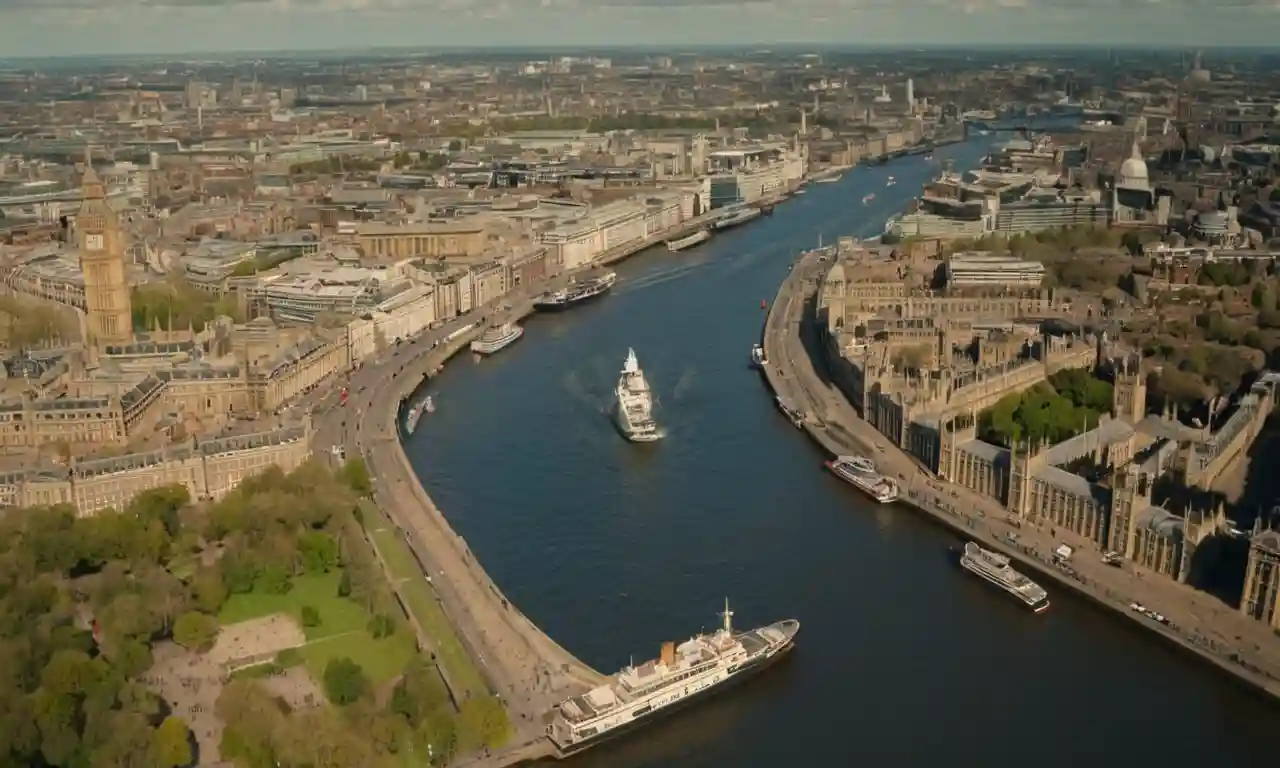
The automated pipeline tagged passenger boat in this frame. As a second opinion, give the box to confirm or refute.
[548,600,798,754]
[958,542,1049,612]
[534,272,617,312]
[750,343,768,368]
[470,323,524,355]
[824,455,899,503]
[667,230,711,252]
[615,348,661,443]
[712,207,762,231]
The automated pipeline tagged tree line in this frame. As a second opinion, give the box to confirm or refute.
[0,458,507,768]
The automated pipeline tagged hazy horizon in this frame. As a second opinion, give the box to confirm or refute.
[0,0,1275,60]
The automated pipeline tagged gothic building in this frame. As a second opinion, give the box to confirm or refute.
[77,150,134,347]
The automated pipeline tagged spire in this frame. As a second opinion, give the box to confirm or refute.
[81,146,104,199]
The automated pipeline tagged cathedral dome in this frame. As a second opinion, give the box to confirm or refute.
[1117,141,1150,190]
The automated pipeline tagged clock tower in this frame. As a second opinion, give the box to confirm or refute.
[77,148,133,347]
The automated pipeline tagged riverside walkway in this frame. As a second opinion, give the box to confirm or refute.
[762,248,1280,701]
[311,281,604,763]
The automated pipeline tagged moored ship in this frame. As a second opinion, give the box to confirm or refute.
[959,542,1049,612]
[615,348,661,442]
[667,229,711,252]
[470,322,524,355]
[750,343,768,368]
[547,600,799,754]
[534,272,617,312]
[824,455,900,503]
[712,207,762,231]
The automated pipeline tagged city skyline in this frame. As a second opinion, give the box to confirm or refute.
[1,0,1277,59]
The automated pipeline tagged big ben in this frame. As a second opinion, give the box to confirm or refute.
[77,149,133,347]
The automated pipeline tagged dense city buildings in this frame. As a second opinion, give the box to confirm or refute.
[3,43,1280,768]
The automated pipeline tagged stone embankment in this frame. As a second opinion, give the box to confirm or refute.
[310,181,818,765]
[760,248,1280,702]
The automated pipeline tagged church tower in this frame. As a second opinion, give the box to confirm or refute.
[77,149,133,347]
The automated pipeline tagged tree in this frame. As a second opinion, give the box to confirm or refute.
[300,605,321,628]
[368,613,396,639]
[151,715,193,768]
[298,531,339,574]
[172,611,219,652]
[338,458,372,496]
[390,661,451,726]
[192,567,228,614]
[337,570,353,598]
[323,657,370,705]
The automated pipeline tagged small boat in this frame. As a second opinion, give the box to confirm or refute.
[751,344,768,368]
[667,230,711,252]
[795,189,807,195]
[862,193,875,205]
[423,396,435,414]
[471,323,524,355]
[924,154,934,161]
[885,176,897,188]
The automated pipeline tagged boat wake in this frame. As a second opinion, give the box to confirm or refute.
[672,367,697,402]
[616,261,713,295]
[562,369,610,416]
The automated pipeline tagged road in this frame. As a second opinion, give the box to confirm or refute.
[303,272,607,762]
[763,248,1280,701]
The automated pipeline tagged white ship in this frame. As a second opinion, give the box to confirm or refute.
[750,343,768,368]
[959,542,1049,613]
[712,207,762,231]
[615,348,661,442]
[667,230,711,252]
[548,600,798,754]
[470,322,524,355]
[824,455,900,503]
[404,395,434,435]
[885,176,897,187]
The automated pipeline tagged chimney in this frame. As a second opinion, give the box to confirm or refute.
[659,641,675,667]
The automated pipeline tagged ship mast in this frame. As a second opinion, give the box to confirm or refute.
[720,597,733,634]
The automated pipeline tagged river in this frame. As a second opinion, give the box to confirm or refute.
[405,138,1278,766]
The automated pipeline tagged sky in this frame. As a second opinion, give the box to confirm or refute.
[0,0,1277,58]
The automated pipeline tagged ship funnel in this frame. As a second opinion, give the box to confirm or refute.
[659,641,675,667]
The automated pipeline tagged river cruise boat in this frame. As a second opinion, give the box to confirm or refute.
[959,542,1049,613]
[470,322,524,355]
[548,600,798,754]
[824,455,899,503]
[667,230,711,252]
[535,272,617,312]
[615,348,661,443]
[712,207,762,231]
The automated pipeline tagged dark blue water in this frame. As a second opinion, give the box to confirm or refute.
[407,141,1278,767]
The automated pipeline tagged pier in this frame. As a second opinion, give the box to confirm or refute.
[760,247,1280,702]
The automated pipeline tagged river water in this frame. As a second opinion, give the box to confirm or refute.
[406,139,1278,766]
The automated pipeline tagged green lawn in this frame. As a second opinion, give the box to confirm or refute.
[219,571,369,641]
[299,628,418,685]
[364,503,489,700]
[219,570,418,685]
